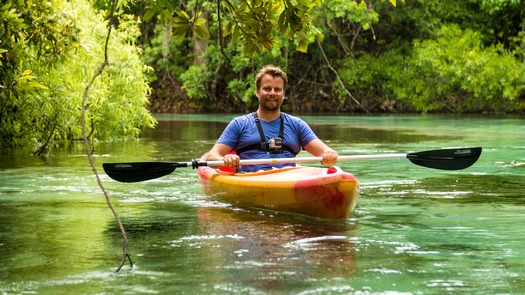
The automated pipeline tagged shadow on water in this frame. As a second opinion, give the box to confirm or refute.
[146,115,460,146]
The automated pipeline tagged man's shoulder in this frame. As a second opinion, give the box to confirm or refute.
[228,113,256,128]
[232,113,255,123]
[282,112,305,124]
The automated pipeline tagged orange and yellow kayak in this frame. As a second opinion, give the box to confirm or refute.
[198,165,359,219]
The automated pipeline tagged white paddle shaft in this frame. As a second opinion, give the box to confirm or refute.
[202,153,408,168]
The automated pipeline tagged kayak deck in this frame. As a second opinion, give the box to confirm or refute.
[198,165,359,219]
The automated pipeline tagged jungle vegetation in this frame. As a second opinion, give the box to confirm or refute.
[1,0,524,152]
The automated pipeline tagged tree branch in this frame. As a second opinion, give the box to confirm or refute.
[80,0,133,273]
[316,37,368,112]
[217,0,230,61]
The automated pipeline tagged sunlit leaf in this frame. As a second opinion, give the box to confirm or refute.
[310,25,324,41]
[175,10,189,20]
[296,32,308,52]
[31,82,49,90]
[194,17,206,26]
[143,8,156,21]
[194,25,210,40]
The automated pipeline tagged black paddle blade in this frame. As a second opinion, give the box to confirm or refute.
[406,147,482,170]
[103,162,181,182]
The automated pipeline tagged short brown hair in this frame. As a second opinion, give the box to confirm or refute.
[255,65,288,90]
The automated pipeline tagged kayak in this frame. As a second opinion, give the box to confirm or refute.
[102,147,480,219]
[103,148,481,218]
[198,164,359,219]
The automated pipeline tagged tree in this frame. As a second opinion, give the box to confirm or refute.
[138,0,401,113]
[0,0,156,152]
[387,24,525,113]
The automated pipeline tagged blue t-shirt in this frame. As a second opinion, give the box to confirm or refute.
[217,112,318,172]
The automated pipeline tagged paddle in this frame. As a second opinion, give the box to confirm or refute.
[102,147,482,183]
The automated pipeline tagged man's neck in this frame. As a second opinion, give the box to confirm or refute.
[256,108,281,122]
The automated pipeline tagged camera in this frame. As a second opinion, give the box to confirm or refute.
[268,137,283,154]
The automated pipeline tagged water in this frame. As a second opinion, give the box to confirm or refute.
[1,114,524,294]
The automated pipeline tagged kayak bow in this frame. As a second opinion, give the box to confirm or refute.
[198,164,359,219]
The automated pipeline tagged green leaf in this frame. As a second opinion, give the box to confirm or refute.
[296,32,309,52]
[223,21,234,37]
[278,10,287,28]
[310,25,324,41]
[1,3,12,10]
[143,9,156,21]
[172,26,188,43]
[173,12,190,27]
[194,25,210,40]
[31,82,49,90]
[252,6,266,14]
[194,17,207,26]
[175,10,190,20]
[159,9,173,25]
[232,26,240,41]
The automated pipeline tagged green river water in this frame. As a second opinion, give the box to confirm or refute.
[1,114,524,294]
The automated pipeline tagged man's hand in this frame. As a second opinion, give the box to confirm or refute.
[321,149,338,166]
[223,153,241,168]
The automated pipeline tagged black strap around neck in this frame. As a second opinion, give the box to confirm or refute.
[253,112,284,143]
[234,112,297,156]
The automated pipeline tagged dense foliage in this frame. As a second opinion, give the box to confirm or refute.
[138,0,524,114]
[0,0,156,152]
[1,0,524,152]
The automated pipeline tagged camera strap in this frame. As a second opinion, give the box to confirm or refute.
[253,112,284,145]
[235,112,297,155]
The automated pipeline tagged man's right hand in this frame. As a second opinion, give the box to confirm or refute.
[222,153,241,168]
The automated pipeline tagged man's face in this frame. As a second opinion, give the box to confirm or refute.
[256,74,285,112]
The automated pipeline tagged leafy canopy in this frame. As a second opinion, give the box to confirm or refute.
[0,0,156,152]
[143,0,401,54]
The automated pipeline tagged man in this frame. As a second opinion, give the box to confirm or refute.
[203,65,338,172]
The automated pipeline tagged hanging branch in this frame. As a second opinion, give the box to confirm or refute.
[316,37,368,113]
[80,0,133,273]
[216,0,230,61]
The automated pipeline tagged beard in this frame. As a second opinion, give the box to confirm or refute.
[261,98,281,111]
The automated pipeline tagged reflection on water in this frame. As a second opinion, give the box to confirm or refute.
[179,207,359,293]
[1,114,524,294]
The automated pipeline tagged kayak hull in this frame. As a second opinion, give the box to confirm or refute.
[198,165,359,219]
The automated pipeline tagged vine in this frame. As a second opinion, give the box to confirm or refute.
[80,0,132,272]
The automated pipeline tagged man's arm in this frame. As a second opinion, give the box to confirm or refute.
[303,139,339,166]
[203,143,240,168]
